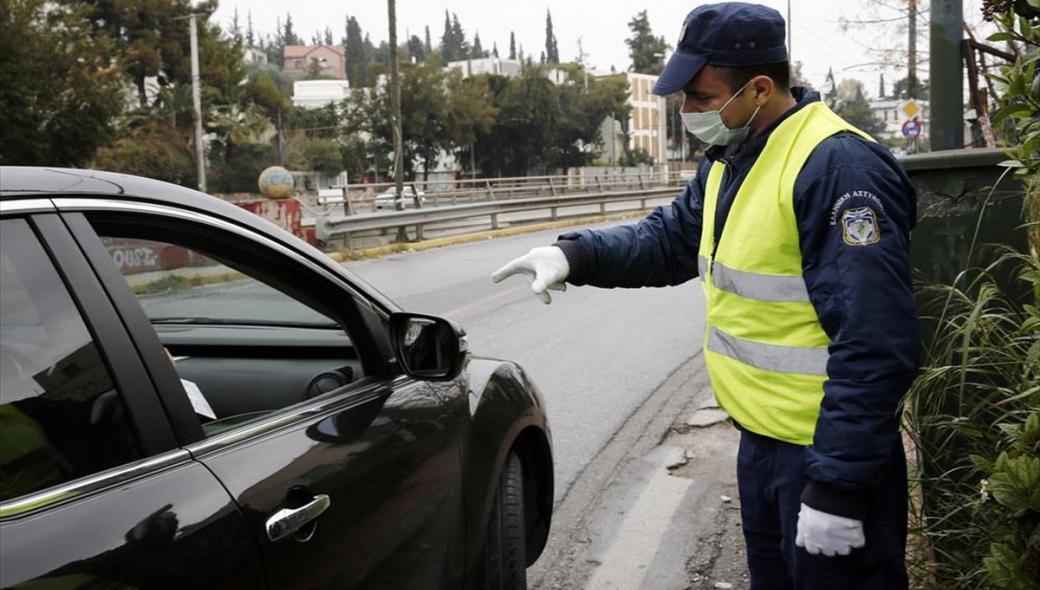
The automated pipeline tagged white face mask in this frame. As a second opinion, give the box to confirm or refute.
[681,80,762,146]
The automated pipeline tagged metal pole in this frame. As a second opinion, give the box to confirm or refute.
[787,0,792,62]
[909,0,918,98]
[388,0,405,212]
[609,112,616,165]
[276,109,284,165]
[930,0,963,151]
[189,14,206,192]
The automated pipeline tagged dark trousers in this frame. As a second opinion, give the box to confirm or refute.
[736,426,909,590]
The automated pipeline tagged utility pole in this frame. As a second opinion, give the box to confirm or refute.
[787,0,792,62]
[908,0,918,99]
[388,0,405,211]
[930,0,963,150]
[176,12,208,192]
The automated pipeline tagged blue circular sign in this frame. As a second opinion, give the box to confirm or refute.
[902,119,922,139]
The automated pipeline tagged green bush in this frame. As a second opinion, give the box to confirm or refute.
[209,142,277,194]
[93,122,195,186]
[907,245,1040,588]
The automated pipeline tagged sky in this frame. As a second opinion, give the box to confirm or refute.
[212,0,996,99]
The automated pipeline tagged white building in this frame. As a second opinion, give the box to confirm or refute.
[292,79,352,109]
[444,57,523,79]
[596,72,668,165]
[243,46,268,66]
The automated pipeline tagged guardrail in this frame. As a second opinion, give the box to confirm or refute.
[314,186,678,245]
[299,170,691,217]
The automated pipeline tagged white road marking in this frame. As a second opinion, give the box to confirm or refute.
[583,448,695,590]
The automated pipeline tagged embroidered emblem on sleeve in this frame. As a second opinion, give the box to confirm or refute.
[841,207,880,246]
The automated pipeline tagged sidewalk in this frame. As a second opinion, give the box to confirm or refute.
[529,357,751,590]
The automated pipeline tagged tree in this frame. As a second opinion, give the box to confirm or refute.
[282,12,301,46]
[492,42,499,58]
[626,10,669,75]
[832,79,886,138]
[545,9,560,64]
[230,7,242,43]
[451,14,469,60]
[446,71,497,175]
[0,0,125,166]
[76,0,197,109]
[300,139,344,176]
[509,32,517,60]
[441,11,454,62]
[892,76,930,99]
[467,67,629,176]
[424,26,433,56]
[344,16,367,87]
[791,61,811,88]
[94,121,195,185]
[838,1,929,99]
[407,35,426,61]
[246,11,255,48]
[472,33,484,59]
[307,57,324,78]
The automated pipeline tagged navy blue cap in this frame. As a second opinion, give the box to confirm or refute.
[652,2,789,96]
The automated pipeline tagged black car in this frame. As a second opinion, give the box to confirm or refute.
[0,167,553,589]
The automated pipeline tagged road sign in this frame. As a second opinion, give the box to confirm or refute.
[902,100,921,118]
[902,119,923,139]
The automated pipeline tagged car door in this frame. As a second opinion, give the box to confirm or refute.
[0,203,262,589]
[60,199,471,589]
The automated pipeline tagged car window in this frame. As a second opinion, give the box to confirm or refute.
[100,237,336,328]
[87,219,365,439]
[0,219,142,503]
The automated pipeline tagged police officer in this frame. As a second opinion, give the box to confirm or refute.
[491,3,919,588]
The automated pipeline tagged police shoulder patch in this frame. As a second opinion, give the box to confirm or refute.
[841,206,880,246]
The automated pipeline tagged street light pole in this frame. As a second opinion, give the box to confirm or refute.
[787,0,792,63]
[185,13,207,192]
[387,0,405,211]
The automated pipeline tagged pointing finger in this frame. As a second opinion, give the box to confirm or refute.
[491,257,530,283]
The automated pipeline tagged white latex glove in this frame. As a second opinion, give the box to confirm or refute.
[490,246,570,304]
[795,503,865,557]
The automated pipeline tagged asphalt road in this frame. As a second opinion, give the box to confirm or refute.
[343,220,707,499]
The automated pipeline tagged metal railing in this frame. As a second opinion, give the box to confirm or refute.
[314,186,679,244]
[298,169,692,217]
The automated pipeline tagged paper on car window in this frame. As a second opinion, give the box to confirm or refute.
[181,379,216,420]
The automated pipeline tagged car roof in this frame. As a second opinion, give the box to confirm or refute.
[0,166,400,312]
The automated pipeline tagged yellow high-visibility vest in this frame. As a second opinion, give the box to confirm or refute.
[698,101,874,445]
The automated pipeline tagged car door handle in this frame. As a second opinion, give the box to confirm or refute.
[265,494,331,542]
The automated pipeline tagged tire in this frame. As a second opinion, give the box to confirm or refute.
[480,451,527,590]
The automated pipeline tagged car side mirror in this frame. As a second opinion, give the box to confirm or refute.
[389,313,467,381]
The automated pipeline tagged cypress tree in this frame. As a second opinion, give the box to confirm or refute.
[441,10,453,61]
[545,9,559,64]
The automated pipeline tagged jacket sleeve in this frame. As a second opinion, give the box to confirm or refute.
[793,135,921,520]
[553,159,708,288]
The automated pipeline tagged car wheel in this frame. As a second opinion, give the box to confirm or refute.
[480,451,526,590]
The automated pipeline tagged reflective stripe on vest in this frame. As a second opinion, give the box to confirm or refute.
[707,326,828,375]
[712,261,811,303]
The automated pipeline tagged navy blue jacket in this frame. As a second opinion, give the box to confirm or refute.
[555,89,920,518]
